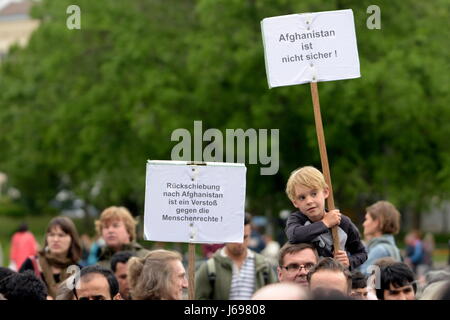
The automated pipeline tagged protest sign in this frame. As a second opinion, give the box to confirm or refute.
[144,160,246,299]
[261,9,362,251]
[261,9,360,88]
[144,160,246,244]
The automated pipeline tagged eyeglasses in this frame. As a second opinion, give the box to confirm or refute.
[281,263,315,273]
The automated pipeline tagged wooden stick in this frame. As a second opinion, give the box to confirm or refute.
[310,81,340,253]
[188,243,196,299]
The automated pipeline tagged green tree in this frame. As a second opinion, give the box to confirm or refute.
[0,0,448,231]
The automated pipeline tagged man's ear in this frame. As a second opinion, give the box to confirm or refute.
[276,266,283,281]
[113,293,123,300]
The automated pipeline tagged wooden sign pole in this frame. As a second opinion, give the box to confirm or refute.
[186,161,206,300]
[310,81,340,253]
[188,243,196,299]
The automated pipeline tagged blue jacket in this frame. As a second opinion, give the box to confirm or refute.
[358,234,401,275]
[406,240,424,265]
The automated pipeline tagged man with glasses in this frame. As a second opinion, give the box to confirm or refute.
[277,243,318,287]
[73,265,122,300]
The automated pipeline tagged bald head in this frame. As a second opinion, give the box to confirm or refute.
[252,283,310,300]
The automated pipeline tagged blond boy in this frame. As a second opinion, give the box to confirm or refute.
[285,166,367,270]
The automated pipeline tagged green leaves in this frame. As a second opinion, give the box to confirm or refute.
[0,0,448,221]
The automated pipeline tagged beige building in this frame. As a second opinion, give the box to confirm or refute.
[0,0,39,59]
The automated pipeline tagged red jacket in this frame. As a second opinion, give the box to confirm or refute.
[10,231,38,270]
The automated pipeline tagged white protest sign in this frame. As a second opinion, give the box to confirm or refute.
[144,160,246,243]
[261,9,360,88]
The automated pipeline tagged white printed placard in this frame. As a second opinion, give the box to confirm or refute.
[144,160,246,243]
[261,9,360,88]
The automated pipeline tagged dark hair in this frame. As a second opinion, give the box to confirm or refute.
[111,251,135,273]
[0,267,15,281]
[79,265,119,299]
[437,281,450,300]
[0,267,16,294]
[278,242,319,267]
[351,271,367,289]
[244,212,252,225]
[17,223,28,232]
[312,287,354,300]
[0,270,47,300]
[43,216,82,263]
[376,262,416,300]
[307,257,352,293]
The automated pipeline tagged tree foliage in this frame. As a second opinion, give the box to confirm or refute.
[0,0,448,227]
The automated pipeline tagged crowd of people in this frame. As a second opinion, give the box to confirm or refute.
[0,166,449,301]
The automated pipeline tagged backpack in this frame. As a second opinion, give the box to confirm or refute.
[206,258,217,289]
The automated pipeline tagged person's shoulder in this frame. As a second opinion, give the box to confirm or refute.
[253,250,266,260]
[95,259,112,270]
[134,243,150,254]
[194,258,209,277]
[367,242,391,258]
[212,249,232,267]
[126,242,149,257]
[287,210,307,221]
[371,242,391,252]
[340,213,352,221]
[340,214,358,229]
[25,231,36,239]
[253,250,272,264]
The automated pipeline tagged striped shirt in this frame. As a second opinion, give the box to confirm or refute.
[227,249,256,300]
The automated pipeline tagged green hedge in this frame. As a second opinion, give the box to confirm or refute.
[0,199,28,217]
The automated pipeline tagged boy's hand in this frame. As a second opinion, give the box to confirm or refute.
[334,250,350,267]
[322,209,341,228]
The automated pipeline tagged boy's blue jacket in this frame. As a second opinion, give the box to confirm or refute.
[286,210,367,270]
